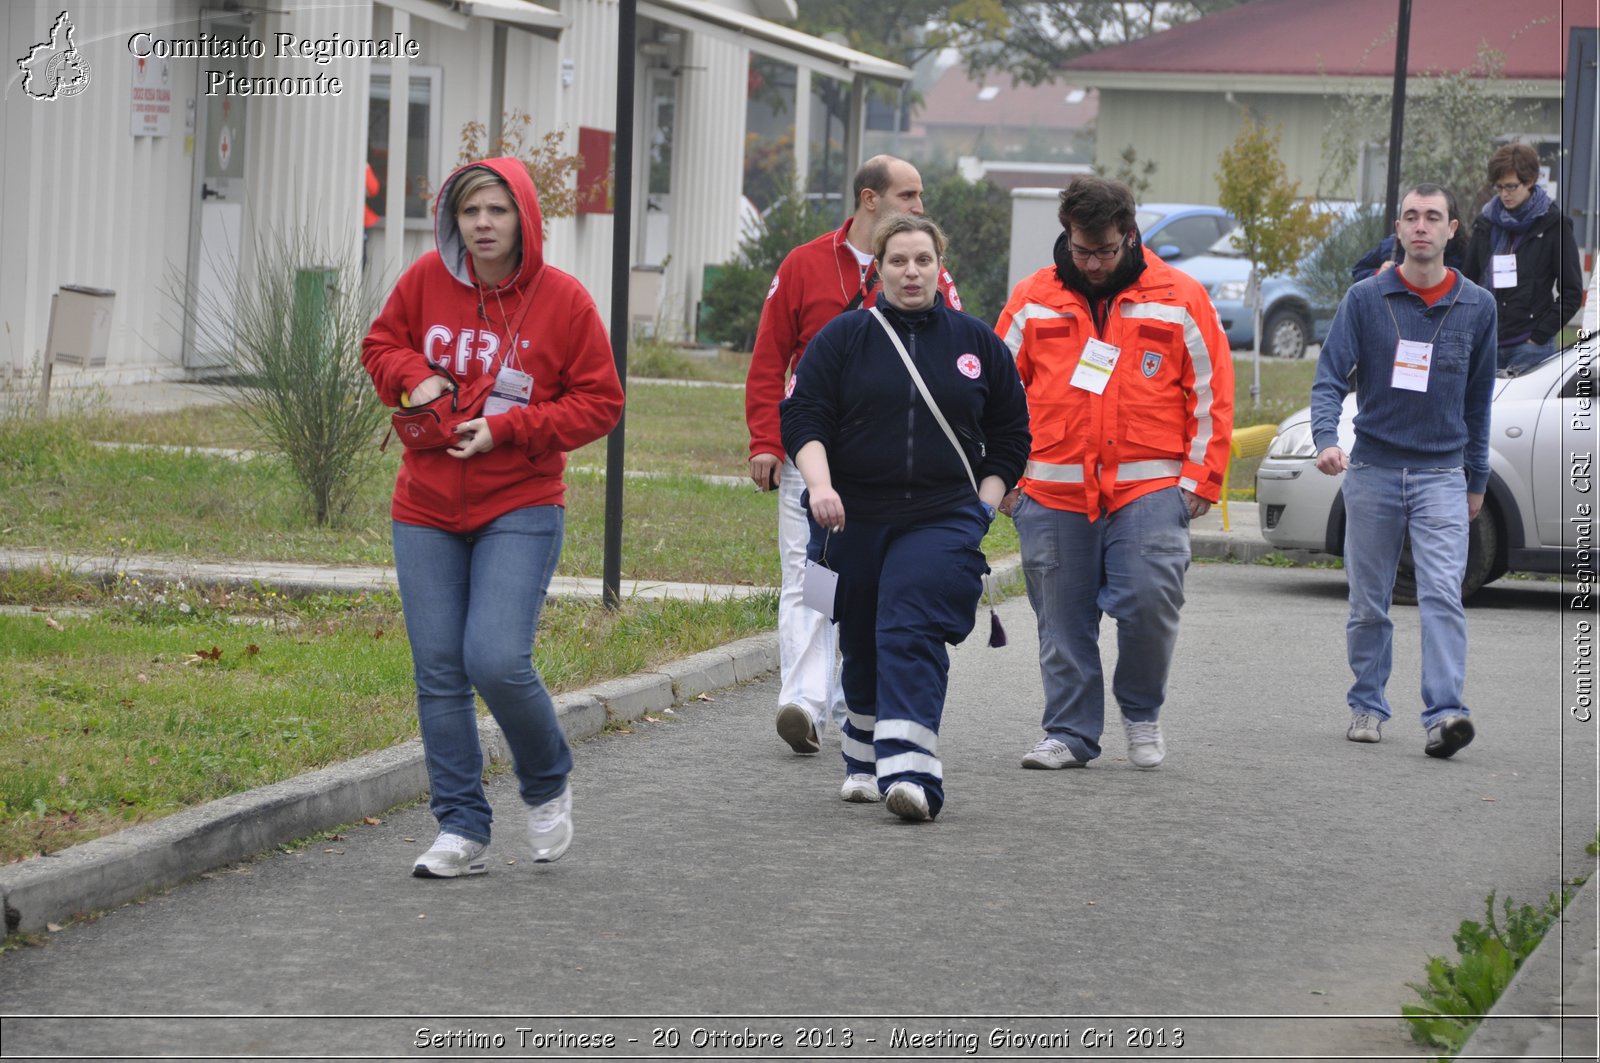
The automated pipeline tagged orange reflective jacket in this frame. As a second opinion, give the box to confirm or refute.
[996,249,1233,517]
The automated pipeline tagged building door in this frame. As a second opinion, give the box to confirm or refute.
[639,68,676,267]
[184,33,249,370]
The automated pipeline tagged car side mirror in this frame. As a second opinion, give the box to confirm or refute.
[1156,243,1182,260]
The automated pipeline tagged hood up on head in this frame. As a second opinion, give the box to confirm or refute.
[433,156,546,289]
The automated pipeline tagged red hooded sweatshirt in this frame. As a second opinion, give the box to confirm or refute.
[363,157,624,532]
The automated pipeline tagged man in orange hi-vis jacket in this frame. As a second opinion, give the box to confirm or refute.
[996,176,1232,774]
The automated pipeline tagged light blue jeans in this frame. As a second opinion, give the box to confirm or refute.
[392,506,571,844]
[1341,464,1470,727]
[1499,338,1554,373]
[1015,487,1191,762]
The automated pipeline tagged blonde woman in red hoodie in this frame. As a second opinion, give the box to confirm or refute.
[363,158,623,878]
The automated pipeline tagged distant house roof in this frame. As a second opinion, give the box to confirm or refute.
[916,62,1098,130]
[1062,0,1589,84]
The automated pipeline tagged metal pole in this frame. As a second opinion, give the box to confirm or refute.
[1382,0,1412,227]
[603,0,637,610]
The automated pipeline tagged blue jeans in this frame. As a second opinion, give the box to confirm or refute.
[1341,464,1470,727]
[392,506,571,844]
[1499,338,1554,373]
[1014,487,1191,762]
[810,502,989,819]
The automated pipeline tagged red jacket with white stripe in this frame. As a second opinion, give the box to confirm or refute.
[996,247,1233,517]
[745,219,960,462]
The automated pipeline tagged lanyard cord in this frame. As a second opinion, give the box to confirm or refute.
[1384,281,1459,349]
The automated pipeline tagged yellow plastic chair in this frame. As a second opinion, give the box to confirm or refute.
[1220,424,1279,530]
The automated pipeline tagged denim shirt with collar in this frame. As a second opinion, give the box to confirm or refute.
[1311,267,1498,493]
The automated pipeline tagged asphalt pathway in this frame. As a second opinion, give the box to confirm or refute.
[0,563,1589,1060]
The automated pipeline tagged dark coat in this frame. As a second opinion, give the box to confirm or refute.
[1462,205,1584,346]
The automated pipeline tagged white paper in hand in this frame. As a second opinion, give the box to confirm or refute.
[801,560,839,620]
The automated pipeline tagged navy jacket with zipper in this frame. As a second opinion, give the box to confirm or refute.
[780,293,1031,525]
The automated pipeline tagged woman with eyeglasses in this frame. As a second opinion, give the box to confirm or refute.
[1462,142,1583,371]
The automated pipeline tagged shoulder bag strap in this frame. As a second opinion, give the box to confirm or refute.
[869,306,977,495]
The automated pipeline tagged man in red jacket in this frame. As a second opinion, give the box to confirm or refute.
[745,155,960,756]
[997,176,1232,773]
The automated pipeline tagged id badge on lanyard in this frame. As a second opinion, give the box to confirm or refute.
[1070,338,1121,395]
[483,366,533,416]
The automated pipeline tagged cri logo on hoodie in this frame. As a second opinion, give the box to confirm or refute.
[423,324,522,376]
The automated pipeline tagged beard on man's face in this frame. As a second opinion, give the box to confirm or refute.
[1061,247,1140,298]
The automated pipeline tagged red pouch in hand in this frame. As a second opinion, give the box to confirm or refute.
[391,370,497,450]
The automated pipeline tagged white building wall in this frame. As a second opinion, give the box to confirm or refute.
[665,31,745,338]
[553,0,621,323]
[244,3,372,279]
[3,0,198,383]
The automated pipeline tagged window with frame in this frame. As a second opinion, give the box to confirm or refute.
[368,64,442,228]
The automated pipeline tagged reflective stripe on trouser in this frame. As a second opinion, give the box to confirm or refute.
[1013,487,1190,762]
[809,503,989,818]
[1341,464,1470,726]
[777,458,847,733]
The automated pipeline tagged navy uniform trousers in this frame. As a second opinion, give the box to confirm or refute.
[809,500,990,818]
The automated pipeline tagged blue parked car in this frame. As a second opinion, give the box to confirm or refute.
[1172,203,1358,359]
[1135,203,1235,263]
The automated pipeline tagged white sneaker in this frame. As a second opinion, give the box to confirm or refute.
[527,786,573,863]
[412,832,488,878]
[840,774,881,803]
[1021,737,1086,769]
[1125,720,1166,768]
[885,781,931,822]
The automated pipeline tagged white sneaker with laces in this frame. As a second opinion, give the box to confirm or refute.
[1021,737,1086,770]
[840,773,881,803]
[885,781,931,822]
[1347,712,1383,743]
[1125,720,1166,768]
[527,786,573,863]
[412,832,489,878]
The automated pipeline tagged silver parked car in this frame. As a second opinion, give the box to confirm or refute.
[1256,343,1587,600]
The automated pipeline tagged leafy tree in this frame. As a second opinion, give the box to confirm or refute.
[699,172,839,351]
[1216,113,1333,401]
[1321,44,1539,230]
[793,1,1247,86]
[923,168,1012,324]
[1097,143,1157,201]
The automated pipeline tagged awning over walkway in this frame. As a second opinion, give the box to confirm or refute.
[639,0,912,86]
[386,0,568,36]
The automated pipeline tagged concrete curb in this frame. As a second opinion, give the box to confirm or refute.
[1456,874,1599,1062]
[0,634,780,936]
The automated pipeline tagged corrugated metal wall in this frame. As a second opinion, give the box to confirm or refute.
[551,0,621,323]
[3,0,198,383]
[666,31,745,338]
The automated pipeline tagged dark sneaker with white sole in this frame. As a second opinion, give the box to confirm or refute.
[1424,715,1475,759]
[776,704,820,754]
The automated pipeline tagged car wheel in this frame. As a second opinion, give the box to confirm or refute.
[1392,505,1500,605]
[1262,306,1311,359]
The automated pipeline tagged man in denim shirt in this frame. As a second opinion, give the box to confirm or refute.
[1311,183,1497,759]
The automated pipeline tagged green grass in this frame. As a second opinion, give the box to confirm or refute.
[1227,356,1318,499]
[629,335,752,385]
[0,575,776,862]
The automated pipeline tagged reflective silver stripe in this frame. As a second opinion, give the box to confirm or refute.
[1118,459,1183,481]
[1121,301,1222,469]
[1002,302,1067,356]
[875,718,939,755]
[841,735,876,763]
[846,709,877,731]
[1024,460,1085,483]
[876,752,944,780]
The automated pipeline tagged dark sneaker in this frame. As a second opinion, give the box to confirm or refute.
[885,781,931,822]
[1425,715,1475,759]
[776,704,819,754]
[1347,713,1383,743]
[412,832,488,878]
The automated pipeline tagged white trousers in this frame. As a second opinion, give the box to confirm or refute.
[777,457,847,733]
